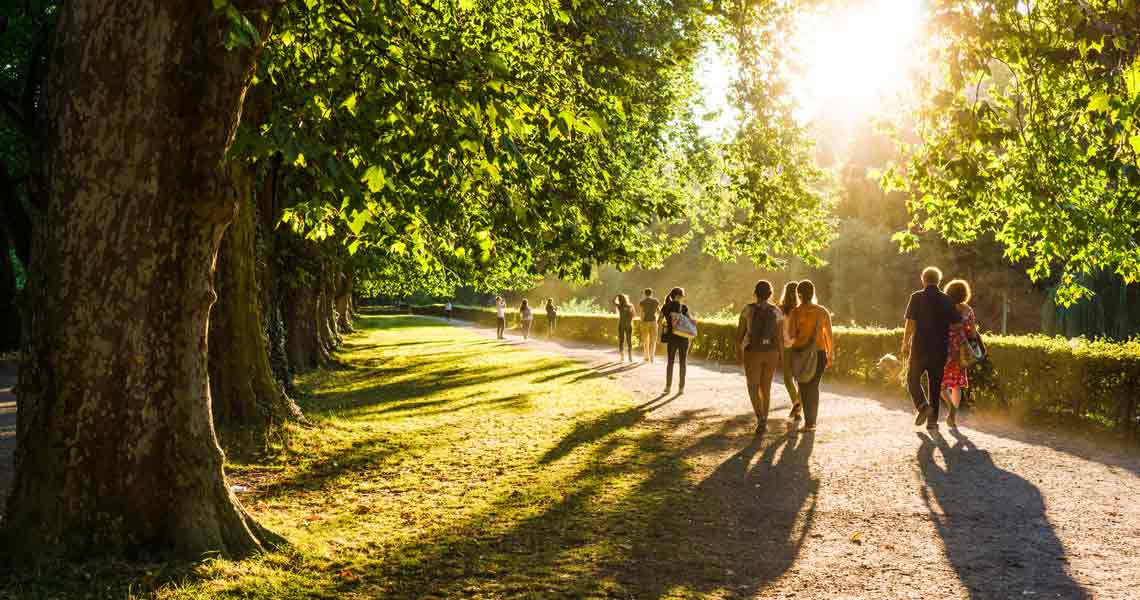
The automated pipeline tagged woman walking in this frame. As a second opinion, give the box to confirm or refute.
[614,294,636,362]
[661,287,691,394]
[520,299,534,340]
[785,280,833,433]
[545,298,558,338]
[737,280,784,431]
[779,281,803,421]
[495,296,507,339]
[940,279,977,428]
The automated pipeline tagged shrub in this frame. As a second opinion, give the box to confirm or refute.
[410,304,1140,435]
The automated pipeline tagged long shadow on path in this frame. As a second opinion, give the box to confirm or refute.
[917,429,1090,599]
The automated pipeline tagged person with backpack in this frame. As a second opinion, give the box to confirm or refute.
[785,280,833,433]
[638,288,661,363]
[660,287,693,394]
[519,299,534,340]
[544,298,558,338]
[736,280,784,431]
[778,281,803,421]
[614,294,636,362]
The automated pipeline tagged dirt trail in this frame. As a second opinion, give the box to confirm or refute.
[457,318,1140,599]
[0,365,15,498]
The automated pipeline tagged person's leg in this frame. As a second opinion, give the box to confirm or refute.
[497,317,505,338]
[665,340,677,390]
[744,352,763,420]
[625,326,633,358]
[759,352,778,422]
[907,357,929,410]
[802,351,827,428]
[648,324,658,362]
[677,338,689,391]
[927,364,943,424]
[781,353,802,419]
[640,324,650,361]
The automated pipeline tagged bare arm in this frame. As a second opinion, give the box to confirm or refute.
[902,319,916,355]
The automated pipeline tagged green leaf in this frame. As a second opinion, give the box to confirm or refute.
[362,165,385,193]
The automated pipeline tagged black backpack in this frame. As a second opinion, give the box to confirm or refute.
[745,304,779,352]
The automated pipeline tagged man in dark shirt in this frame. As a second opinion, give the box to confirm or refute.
[639,288,661,363]
[902,267,961,429]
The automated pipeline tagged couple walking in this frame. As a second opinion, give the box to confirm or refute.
[736,280,833,433]
[903,266,980,430]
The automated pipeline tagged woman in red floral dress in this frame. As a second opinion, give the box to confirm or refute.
[941,279,977,428]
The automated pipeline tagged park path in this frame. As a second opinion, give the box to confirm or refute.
[0,364,14,498]
[450,317,1140,599]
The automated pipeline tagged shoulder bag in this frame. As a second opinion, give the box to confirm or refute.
[788,311,822,383]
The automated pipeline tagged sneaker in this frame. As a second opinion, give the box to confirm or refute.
[914,403,931,426]
[677,386,685,394]
[663,386,671,395]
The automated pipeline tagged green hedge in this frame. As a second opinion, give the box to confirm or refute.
[412,304,1140,434]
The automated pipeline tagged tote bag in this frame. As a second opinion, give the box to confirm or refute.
[671,312,698,339]
[788,312,822,383]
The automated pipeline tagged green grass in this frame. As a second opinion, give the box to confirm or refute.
[1,314,807,599]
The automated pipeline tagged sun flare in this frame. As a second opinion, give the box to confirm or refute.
[791,0,926,119]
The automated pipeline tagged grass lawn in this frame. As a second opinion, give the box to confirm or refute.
[2,314,783,599]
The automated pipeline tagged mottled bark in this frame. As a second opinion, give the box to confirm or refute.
[284,280,327,372]
[208,163,303,449]
[336,271,354,333]
[3,1,277,559]
[320,268,340,352]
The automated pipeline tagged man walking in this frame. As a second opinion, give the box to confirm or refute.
[639,288,661,363]
[902,267,961,429]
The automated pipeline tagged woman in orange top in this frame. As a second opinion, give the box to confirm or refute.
[785,280,834,432]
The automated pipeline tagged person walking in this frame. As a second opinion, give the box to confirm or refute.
[940,279,977,429]
[778,281,802,421]
[545,298,558,338]
[661,287,691,394]
[445,300,453,321]
[614,294,635,362]
[902,267,962,430]
[786,280,833,433]
[639,288,661,363]
[520,299,534,340]
[495,296,507,339]
[737,280,784,432]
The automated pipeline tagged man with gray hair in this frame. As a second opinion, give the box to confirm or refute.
[901,266,961,429]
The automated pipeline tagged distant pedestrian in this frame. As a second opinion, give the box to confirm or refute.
[545,298,558,338]
[614,294,635,362]
[778,281,802,421]
[445,300,453,321]
[520,299,534,340]
[661,287,691,394]
[786,280,833,433]
[940,279,978,429]
[639,288,661,363]
[495,296,506,339]
[737,280,784,432]
[902,267,962,430]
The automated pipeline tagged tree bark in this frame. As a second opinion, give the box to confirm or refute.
[208,163,303,449]
[336,270,354,333]
[3,1,277,559]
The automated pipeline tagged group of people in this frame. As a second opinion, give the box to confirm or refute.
[485,265,979,434]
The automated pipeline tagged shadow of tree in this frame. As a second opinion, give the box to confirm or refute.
[917,430,1090,599]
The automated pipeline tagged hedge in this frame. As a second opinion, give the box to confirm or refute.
[409,304,1140,435]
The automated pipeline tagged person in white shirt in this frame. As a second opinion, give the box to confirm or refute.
[445,301,453,321]
[495,296,506,339]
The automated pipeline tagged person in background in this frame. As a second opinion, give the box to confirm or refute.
[940,279,977,429]
[902,266,961,430]
[639,288,660,363]
[661,287,691,394]
[495,296,506,339]
[614,294,636,363]
[545,298,558,339]
[520,299,534,340]
[786,280,833,433]
[778,281,802,421]
[737,280,784,432]
[445,300,453,321]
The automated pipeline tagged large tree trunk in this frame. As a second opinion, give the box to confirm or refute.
[3,1,277,559]
[208,163,303,449]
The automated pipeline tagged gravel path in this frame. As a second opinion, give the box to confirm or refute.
[458,319,1140,599]
[0,366,14,499]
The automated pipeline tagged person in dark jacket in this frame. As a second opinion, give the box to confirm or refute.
[614,294,635,362]
[660,287,691,394]
[902,266,962,430]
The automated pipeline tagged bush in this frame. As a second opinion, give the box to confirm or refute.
[411,304,1140,435]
